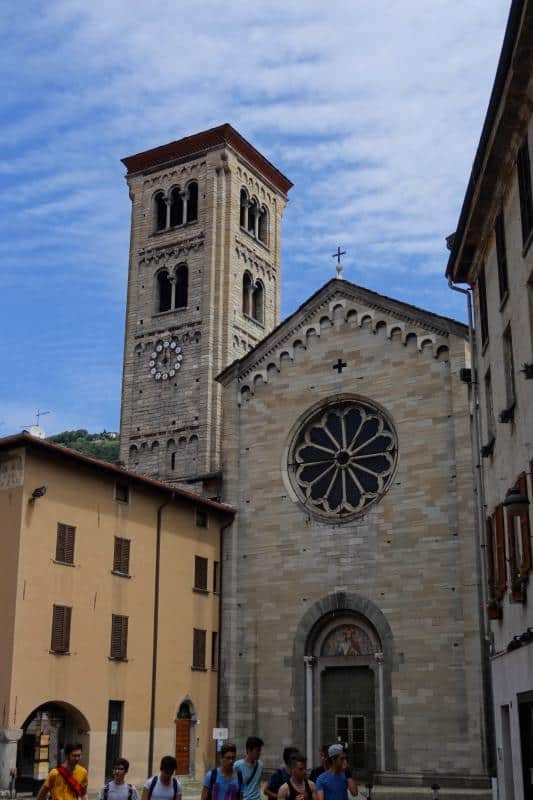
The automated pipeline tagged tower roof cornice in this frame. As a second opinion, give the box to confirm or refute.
[121,123,293,196]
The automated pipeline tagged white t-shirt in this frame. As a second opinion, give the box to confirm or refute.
[99,782,139,800]
[143,776,182,800]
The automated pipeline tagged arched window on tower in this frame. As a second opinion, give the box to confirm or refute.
[186,181,198,223]
[248,198,258,236]
[258,206,268,245]
[170,187,184,227]
[252,280,264,324]
[242,272,253,317]
[154,191,167,231]
[175,264,189,309]
[157,270,172,312]
[240,188,248,228]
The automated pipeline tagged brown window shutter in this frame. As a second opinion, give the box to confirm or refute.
[486,518,495,594]
[211,631,218,670]
[506,508,517,578]
[494,504,506,595]
[519,474,532,574]
[113,538,131,574]
[51,605,71,653]
[56,524,75,564]
[194,556,208,591]
[111,615,128,659]
[193,628,206,668]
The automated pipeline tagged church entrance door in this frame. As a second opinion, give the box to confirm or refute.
[175,719,190,774]
[321,666,375,772]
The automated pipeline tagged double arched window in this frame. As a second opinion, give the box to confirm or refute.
[240,188,268,245]
[242,271,264,324]
[156,264,189,313]
[153,181,199,232]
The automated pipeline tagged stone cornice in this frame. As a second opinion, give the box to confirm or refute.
[139,233,205,265]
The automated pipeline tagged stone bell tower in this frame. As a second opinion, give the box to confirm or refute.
[119,124,292,491]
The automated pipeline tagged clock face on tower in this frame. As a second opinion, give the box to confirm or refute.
[148,339,183,381]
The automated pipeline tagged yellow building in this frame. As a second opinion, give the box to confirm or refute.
[0,433,233,790]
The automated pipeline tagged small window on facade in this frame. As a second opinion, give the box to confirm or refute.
[192,628,206,669]
[175,264,189,309]
[242,272,252,316]
[110,614,129,660]
[171,451,176,470]
[517,138,533,245]
[211,631,219,670]
[196,508,208,528]
[240,189,248,228]
[51,605,72,654]
[503,326,516,408]
[258,207,268,244]
[157,270,173,313]
[115,482,130,504]
[56,523,75,564]
[252,281,264,324]
[170,187,184,227]
[186,182,198,223]
[213,560,220,594]
[194,555,208,591]
[484,369,494,440]
[155,192,167,231]
[113,537,131,575]
[478,266,489,347]
[495,211,509,301]
[248,199,257,235]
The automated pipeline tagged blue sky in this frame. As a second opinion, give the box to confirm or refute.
[0,0,510,436]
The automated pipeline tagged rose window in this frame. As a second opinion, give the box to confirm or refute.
[288,400,397,520]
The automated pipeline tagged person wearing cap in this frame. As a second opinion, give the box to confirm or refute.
[315,746,358,800]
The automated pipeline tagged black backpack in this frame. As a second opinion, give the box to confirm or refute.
[208,768,243,800]
[147,777,179,800]
[103,784,134,800]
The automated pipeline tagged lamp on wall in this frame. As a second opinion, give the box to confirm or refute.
[503,485,530,516]
[29,486,47,502]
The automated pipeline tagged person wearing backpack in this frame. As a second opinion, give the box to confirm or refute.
[201,743,242,800]
[98,758,138,800]
[277,753,318,800]
[141,756,182,800]
[234,737,264,800]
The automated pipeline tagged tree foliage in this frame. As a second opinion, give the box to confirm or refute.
[48,430,120,463]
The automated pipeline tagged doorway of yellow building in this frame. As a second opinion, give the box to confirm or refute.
[175,702,192,775]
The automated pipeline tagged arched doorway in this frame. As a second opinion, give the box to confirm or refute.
[16,702,90,793]
[175,700,196,776]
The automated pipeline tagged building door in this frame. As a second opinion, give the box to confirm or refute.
[105,702,123,780]
[519,694,533,800]
[175,703,191,775]
[321,666,375,774]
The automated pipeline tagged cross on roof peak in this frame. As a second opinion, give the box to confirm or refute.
[332,246,346,279]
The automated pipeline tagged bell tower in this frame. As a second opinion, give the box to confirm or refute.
[119,124,292,490]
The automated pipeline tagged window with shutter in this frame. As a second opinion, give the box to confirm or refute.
[495,211,509,301]
[478,267,489,347]
[194,556,208,591]
[211,631,219,670]
[113,537,131,575]
[213,561,220,594]
[517,138,533,245]
[55,523,75,564]
[115,482,130,503]
[50,605,72,653]
[519,473,532,575]
[196,509,208,528]
[192,628,206,669]
[486,517,496,596]
[110,614,128,660]
[494,504,507,596]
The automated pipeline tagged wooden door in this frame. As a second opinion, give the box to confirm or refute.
[175,718,190,774]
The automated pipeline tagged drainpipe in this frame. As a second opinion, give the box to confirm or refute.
[148,491,175,776]
[447,276,495,777]
[215,517,234,761]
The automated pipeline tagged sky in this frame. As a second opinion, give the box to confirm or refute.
[0,0,511,436]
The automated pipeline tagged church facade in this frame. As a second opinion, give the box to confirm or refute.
[119,125,490,793]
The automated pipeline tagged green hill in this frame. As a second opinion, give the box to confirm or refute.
[48,429,120,463]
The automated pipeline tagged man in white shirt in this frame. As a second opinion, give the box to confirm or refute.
[141,756,182,800]
[99,758,139,800]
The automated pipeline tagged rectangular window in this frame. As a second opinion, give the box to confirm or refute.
[110,614,128,660]
[484,369,494,439]
[503,326,516,408]
[211,631,219,670]
[115,482,130,504]
[478,266,489,347]
[517,138,533,245]
[194,556,208,591]
[486,517,496,595]
[518,472,532,574]
[213,560,220,594]
[494,504,507,593]
[196,509,208,528]
[55,523,75,564]
[495,211,509,301]
[113,537,131,575]
[50,605,72,653]
[192,628,206,669]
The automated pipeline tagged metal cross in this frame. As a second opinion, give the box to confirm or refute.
[332,246,346,265]
[333,358,347,374]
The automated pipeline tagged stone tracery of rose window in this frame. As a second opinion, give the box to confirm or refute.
[288,400,397,521]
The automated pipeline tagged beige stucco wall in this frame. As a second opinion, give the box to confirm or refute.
[1,444,227,787]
